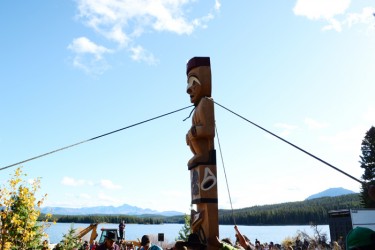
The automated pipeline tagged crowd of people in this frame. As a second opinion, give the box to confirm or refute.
[85,225,374,250]
[211,225,375,250]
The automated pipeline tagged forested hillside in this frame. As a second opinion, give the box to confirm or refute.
[219,193,361,225]
[46,194,361,225]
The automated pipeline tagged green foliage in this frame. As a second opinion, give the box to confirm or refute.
[0,167,50,250]
[359,126,375,208]
[176,213,190,241]
[57,225,82,250]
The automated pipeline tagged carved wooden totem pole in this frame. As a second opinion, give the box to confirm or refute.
[186,57,218,250]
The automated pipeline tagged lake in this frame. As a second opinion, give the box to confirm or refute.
[45,223,330,245]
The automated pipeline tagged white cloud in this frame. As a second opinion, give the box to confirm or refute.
[346,7,375,27]
[99,179,122,190]
[67,37,112,75]
[274,122,298,137]
[61,177,87,186]
[69,0,220,72]
[293,1,375,32]
[293,0,350,20]
[322,18,343,32]
[293,0,350,32]
[61,176,121,192]
[68,37,112,59]
[129,45,158,65]
[304,117,329,130]
[76,0,215,37]
[214,0,221,11]
[61,176,95,187]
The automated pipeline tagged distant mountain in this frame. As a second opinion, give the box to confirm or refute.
[40,203,183,216]
[305,187,356,200]
[40,188,356,216]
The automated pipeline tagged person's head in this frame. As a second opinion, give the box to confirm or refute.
[105,231,117,248]
[173,240,187,250]
[141,235,151,250]
[186,233,206,250]
[221,238,233,246]
[346,227,375,250]
[269,242,274,249]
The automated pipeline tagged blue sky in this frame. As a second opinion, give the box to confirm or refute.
[1,0,375,214]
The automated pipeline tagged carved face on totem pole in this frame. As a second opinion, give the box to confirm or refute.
[186,57,212,106]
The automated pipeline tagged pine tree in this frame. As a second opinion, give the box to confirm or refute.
[176,213,190,241]
[359,126,375,208]
[59,225,82,250]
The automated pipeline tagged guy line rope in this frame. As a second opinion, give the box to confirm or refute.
[1,99,365,190]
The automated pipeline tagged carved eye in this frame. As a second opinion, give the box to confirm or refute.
[188,76,200,86]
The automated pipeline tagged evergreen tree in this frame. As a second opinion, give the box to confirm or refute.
[359,126,375,208]
[59,225,82,250]
[176,213,190,241]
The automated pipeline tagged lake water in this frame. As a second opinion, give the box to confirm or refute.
[45,223,330,245]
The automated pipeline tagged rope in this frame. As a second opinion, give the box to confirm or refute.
[212,99,365,185]
[0,105,194,172]
[215,123,236,225]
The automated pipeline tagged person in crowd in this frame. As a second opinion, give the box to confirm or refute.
[140,235,162,250]
[118,240,125,250]
[221,238,233,246]
[81,241,90,250]
[233,225,255,250]
[184,233,206,250]
[295,237,302,249]
[119,221,126,240]
[97,231,120,250]
[170,240,187,250]
[42,239,49,250]
[209,236,237,250]
[332,241,342,250]
[346,226,375,250]
[52,243,60,250]
[91,240,98,250]
[302,239,309,250]
[337,236,344,250]
[268,242,274,250]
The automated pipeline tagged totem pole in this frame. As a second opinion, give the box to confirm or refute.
[185,57,218,250]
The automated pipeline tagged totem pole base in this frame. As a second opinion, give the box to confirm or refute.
[190,164,219,250]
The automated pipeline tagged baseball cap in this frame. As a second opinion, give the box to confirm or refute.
[346,227,375,249]
[105,231,117,241]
